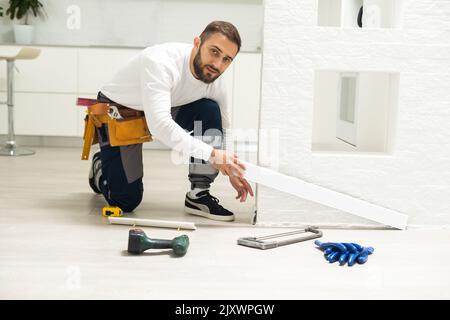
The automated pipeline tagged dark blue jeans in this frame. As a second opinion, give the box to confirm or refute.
[96,94,223,212]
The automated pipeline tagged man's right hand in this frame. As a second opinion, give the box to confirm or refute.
[209,149,246,178]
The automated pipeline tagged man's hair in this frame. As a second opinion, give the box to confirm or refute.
[199,21,242,53]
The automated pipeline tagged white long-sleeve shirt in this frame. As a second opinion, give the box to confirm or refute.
[100,42,230,161]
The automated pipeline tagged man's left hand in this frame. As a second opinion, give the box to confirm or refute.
[229,175,254,202]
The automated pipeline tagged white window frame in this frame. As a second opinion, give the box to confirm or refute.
[336,72,359,147]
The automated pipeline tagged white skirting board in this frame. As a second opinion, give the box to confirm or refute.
[243,161,408,230]
[108,217,197,230]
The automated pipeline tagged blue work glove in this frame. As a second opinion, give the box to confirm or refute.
[314,240,374,266]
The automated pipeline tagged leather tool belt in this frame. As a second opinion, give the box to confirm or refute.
[77,97,152,160]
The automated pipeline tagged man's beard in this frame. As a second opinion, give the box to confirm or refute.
[193,50,221,84]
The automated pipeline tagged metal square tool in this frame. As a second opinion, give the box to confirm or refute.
[237,226,322,250]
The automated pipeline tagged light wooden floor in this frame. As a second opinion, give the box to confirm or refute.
[1,147,450,299]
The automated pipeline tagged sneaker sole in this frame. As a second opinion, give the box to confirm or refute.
[184,206,235,222]
[89,152,102,194]
[89,177,102,194]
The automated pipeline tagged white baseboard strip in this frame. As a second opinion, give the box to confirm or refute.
[243,161,408,230]
[108,217,197,230]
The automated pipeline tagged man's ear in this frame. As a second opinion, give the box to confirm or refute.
[193,36,201,49]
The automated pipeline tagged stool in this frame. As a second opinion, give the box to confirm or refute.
[0,47,41,156]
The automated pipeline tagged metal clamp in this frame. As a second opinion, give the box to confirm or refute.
[237,226,322,250]
[108,105,124,120]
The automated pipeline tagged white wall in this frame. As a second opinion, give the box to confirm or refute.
[0,0,263,52]
[257,0,450,228]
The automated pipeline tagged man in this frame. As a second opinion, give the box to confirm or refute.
[89,21,253,222]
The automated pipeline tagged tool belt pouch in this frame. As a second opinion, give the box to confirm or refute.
[81,102,152,160]
[107,117,152,147]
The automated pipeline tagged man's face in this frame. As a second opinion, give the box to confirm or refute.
[193,33,238,84]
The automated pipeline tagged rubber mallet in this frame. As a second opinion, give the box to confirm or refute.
[127,228,189,257]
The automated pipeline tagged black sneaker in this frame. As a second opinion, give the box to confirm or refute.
[88,151,102,194]
[185,190,235,222]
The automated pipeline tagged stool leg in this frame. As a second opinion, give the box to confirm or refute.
[0,60,35,156]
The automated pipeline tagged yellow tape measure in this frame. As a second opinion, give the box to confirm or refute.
[102,206,123,217]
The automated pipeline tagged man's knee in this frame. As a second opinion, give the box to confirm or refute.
[107,180,143,213]
[117,195,142,213]
[195,99,222,130]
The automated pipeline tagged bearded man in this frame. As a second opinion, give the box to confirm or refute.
[88,21,253,222]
